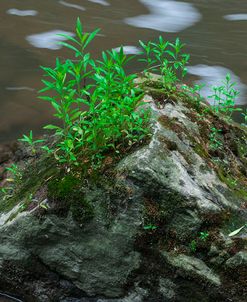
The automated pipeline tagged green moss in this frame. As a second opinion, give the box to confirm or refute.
[193,143,209,159]
[0,156,58,213]
[143,79,164,89]
[216,168,247,201]
[48,174,81,200]
[48,174,94,223]
[146,87,168,101]
[234,188,247,201]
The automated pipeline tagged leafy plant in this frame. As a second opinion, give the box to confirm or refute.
[241,108,247,126]
[190,231,209,253]
[6,164,22,184]
[0,186,13,201]
[190,239,197,252]
[182,83,205,108]
[209,127,223,150]
[208,73,241,119]
[139,36,190,90]
[19,130,44,154]
[199,231,209,241]
[0,164,23,200]
[40,18,150,169]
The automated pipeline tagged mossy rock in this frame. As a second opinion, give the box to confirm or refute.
[47,174,94,223]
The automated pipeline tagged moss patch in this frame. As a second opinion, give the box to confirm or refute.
[47,174,94,223]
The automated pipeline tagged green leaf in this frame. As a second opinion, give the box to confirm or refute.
[84,28,100,49]
[43,124,61,130]
[59,41,79,53]
[228,224,246,237]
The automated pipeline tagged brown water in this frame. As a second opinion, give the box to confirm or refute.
[0,0,247,142]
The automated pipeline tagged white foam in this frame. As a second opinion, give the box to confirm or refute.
[26,30,75,50]
[88,0,110,6]
[224,14,247,21]
[7,8,38,17]
[125,0,201,32]
[113,46,141,55]
[59,1,85,11]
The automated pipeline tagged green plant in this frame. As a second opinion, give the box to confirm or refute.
[190,239,197,252]
[182,83,205,108]
[40,18,150,169]
[143,224,158,231]
[0,186,13,201]
[241,108,247,126]
[139,36,190,90]
[19,130,44,154]
[199,231,209,241]
[208,73,241,119]
[190,231,209,253]
[6,164,22,184]
[209,127,223,150]
[0,164,23,200]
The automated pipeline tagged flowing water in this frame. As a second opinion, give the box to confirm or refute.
[0,0,247,142]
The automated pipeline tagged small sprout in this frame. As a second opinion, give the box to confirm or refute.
[209,127,223,150]
[208,73,240,119]
[143,224,158,231]
[199,231,209,241]
[19,130,44,154]
[6,164,22,183]
[190,239,197,252]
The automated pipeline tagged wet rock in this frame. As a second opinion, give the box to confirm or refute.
[225,251,247,269]
[0,77,246,301]
[162,252,221,286]
[158,277,176,300]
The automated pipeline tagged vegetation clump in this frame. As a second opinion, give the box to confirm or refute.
[0,18,246,212]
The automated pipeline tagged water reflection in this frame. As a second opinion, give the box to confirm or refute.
[6,86,35,92]
[224,14,247,21]
[88,0,110,6]
[59,1,85,11]
[0,0,247,142]
[26,30,74,50]
[7,8,38,17]
[125,0,201,32]
[188,65,247,105]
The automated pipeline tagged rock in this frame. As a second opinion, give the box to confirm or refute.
[208,244,220,257]
[225,251,247,269]
[166,209,201,241]
[0,76,246,301]
[158,277,176,300]
[162,252,221,286]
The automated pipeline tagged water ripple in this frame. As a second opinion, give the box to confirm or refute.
[224,14,247,21]
[7,8,38,17]
[113,46,141,55]
[26,30,75,50]
[59,1,85,11]
[125,0,201,32]
[88,0,110,6]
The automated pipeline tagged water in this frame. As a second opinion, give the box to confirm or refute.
[0,0,247,142]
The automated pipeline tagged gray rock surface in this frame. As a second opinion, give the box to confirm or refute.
[225,251,247,269]
[0,81,246,301]
[162,252,221,286]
